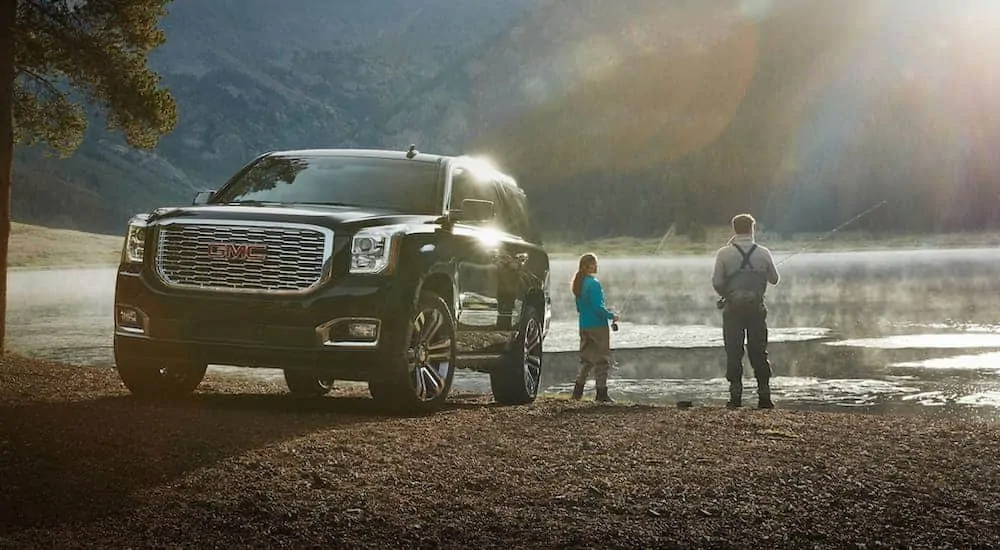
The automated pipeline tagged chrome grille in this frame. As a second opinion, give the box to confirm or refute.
[155,222,332,293]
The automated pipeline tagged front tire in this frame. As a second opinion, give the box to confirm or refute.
[491,307,543,405]
[283,370,335,397]
[116,360,207,399]
[369,291,456,412]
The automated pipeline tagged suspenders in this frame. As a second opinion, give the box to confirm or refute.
[732,243,758,270]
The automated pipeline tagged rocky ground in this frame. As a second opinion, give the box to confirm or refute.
[1,353,999,549]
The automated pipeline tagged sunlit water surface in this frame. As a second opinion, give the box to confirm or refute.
[7,248,1000,420]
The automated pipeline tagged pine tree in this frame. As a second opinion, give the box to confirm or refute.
[0,0,177,353]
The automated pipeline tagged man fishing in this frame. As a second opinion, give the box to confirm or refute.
[712,213,779,409]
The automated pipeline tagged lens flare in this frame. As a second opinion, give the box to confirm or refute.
[478,2,759,179]
[768,1,1000,230]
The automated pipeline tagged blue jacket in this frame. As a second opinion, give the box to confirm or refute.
[576,275,615,329]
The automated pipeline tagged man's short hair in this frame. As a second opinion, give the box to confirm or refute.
[732,213,755,235]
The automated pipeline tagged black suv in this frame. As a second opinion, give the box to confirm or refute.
[113,147,551,411]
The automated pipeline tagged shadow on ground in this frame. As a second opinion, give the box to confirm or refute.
[0,390,493,532]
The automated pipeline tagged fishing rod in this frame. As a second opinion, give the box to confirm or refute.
[614,224,677,330]
[773,200,888,267]
[710,200,888,311]
[613,200,889,324]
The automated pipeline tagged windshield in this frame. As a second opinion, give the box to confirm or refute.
[212,154,443,213]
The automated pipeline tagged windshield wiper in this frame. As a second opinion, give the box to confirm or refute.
[301,201,357,207]
[224,200,285,207]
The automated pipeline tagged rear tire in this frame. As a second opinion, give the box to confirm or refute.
[369,291,456,413]
[116,360,207,399]
[491,307,543,405]
[283,370,335,397]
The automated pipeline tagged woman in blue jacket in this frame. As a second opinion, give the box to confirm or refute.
[570,253,618,402]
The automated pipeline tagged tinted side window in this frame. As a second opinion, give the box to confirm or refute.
[449,166,499,211]
[496,184,537,241]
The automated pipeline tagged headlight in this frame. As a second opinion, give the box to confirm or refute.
[350,225,404,274]
[122,214,150,264]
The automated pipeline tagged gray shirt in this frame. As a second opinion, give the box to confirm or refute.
[712,235,779,297]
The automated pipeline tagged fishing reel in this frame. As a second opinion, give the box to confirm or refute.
[611,321,619,332]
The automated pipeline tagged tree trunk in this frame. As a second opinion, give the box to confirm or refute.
[0,0,16,355]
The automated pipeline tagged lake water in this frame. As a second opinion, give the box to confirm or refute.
[7,248,1000,420]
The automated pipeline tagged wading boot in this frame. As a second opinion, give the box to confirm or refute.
[595,386,615,403]
[726,381,743,409]
[571,381,585,401]
[757,379,774,410]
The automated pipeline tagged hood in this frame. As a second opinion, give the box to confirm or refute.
[145,204,437,231]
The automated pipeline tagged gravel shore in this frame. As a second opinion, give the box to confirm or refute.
[1,353,999,549]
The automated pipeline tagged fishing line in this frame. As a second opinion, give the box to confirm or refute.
[615,224,676,328]
[614,199,888,323]
[773,200,888,267]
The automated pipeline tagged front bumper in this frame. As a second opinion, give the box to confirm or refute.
[113,268,414,382]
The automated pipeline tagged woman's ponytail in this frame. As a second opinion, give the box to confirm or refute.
[571,253,598,298]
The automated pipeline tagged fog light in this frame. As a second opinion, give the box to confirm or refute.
[348,321,379,340]
[316,318,381,347]
[115,305,147,334]
[119,309,138,325]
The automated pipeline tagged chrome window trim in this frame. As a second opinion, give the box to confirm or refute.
[153,218,335,296]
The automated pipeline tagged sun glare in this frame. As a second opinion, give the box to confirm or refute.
[475,227,504,249]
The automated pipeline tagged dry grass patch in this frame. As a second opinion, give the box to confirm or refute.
[9,222,123,269]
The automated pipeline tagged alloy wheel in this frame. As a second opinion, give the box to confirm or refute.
[407,307,454,401]
[521,318,542,398]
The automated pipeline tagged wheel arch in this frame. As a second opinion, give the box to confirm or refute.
[416,272,457,318]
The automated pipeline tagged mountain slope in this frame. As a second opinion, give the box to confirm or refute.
[384,0,1000,236]
[13,0,536,233]
[13,0,1000,237]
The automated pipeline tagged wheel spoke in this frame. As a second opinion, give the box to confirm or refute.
[421,310,443,345]
[422,365,444,397]
[412,364,428,399]
[427,337,451,350]
[525,331,541,351]
[524,360,540,379]
[523,365,538,396]
[412,310,426,336]
[427,335,451,356]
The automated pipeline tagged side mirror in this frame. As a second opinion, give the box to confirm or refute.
[455,199,495,223]
[192,190,215,206]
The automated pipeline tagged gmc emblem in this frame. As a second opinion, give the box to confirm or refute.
[207,243,268,261]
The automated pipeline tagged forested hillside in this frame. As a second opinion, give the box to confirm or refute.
[14,0,1000,238]
[12,0,538,234]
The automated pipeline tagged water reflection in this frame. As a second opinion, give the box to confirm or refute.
[891,351,1000,370]
[544,320,832,352]
[831,334,1000,349]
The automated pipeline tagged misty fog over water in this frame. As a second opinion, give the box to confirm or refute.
[8,248,1000,419]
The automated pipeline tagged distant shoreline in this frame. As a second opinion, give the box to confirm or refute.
[545,227,1000,258]
[9,221,1000,269]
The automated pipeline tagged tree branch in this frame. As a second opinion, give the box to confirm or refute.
[17,67,65,100]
